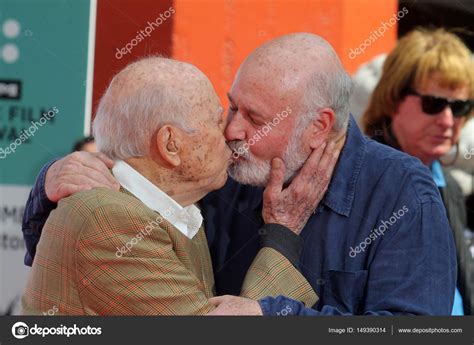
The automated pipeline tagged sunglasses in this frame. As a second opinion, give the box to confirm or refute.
[405,89,473,118]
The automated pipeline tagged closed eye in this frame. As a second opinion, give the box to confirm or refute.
[247,113,265,126]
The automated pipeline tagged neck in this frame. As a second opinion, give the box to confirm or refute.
[390,122,434,166]
[328,129,347,152]
[124,157,208,207]
[420,157,434,166]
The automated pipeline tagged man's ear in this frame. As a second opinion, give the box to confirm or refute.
[155,125,182,167]
[308,108,336,149]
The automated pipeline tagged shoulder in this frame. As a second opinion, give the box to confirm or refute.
[63,188,174,252]
[60,187,149,212]
[58,187,160,231]
[362,139,441,204]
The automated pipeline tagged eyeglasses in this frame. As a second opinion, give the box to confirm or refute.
[405,89,473,118]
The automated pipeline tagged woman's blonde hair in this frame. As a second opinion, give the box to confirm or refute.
[361,28,474,137]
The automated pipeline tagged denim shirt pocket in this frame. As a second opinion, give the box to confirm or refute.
[323,269,368,314]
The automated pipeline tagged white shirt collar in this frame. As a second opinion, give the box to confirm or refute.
[112,160,203,239]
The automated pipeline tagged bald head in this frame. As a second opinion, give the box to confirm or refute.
[93,57,221,160]
[110,57,213,109]
[243,33,339,84]
[234,33,353,131]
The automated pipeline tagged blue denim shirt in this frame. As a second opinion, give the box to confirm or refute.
[22,116,456,315]
[200,116,456,315]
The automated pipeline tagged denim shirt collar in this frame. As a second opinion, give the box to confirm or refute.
[249,115,366,217]
[321,115,367,217]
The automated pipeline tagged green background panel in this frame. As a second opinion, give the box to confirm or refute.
[0,0,91,184]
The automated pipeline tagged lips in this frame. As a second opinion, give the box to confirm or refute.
[432,134,451,144]
[228,141,250,160]
[433,134,451,140]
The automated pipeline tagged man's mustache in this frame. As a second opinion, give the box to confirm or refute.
[227,140,251,160]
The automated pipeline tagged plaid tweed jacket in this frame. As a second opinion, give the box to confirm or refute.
[22,187,317,315]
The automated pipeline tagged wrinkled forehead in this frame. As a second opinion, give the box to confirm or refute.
[230,58,305,116]
[239,53,304,87]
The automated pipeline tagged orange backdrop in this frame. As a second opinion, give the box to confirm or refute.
[172,0,398,107]
[92,0,399,114]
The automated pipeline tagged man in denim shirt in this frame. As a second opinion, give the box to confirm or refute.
[22,33,456,315]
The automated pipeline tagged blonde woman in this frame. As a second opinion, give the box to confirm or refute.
[361,28,474,315]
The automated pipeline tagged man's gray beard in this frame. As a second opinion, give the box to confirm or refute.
[228,133,307,187]
[228,151,272,187]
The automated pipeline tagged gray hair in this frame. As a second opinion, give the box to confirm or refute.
[300,57,354,132]
[93,60,195,160]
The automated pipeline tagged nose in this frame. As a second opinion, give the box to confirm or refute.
[225,111,247,141]
[435,106,454,129]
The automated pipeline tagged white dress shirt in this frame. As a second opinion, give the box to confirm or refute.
[112,160,203,239]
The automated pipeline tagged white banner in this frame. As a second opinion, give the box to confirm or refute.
[0,185,31,315]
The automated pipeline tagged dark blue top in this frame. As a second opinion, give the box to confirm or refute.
[22,116,456,315]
